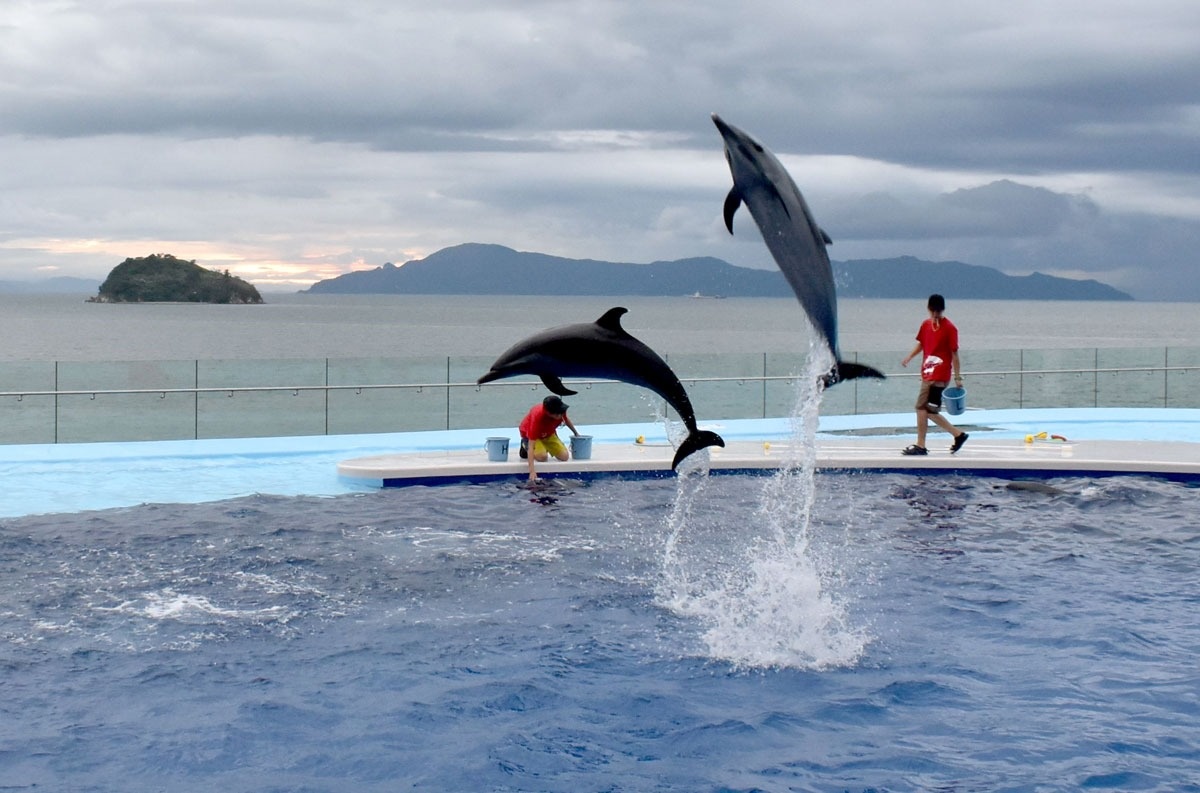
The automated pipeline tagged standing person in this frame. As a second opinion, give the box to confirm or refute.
[518,395,580,481]
[900,294,968,456]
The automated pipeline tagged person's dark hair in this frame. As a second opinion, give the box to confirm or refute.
[542,395,569,414]
[927,294,946,312]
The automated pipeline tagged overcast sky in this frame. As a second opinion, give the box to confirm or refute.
[2,1,1199,299]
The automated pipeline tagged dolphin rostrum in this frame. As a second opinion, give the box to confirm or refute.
[477,307,725,470]
[712,113,884,385]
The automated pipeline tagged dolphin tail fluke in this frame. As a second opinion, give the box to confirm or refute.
[824,360,886,387]
[671,429,725,470]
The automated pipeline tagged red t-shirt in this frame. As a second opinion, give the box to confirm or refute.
[916,317,958,382]
[519,403,566,440]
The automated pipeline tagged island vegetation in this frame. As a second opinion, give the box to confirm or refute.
[90,254,264,304]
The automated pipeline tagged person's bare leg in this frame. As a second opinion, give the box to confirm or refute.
[930,413,958,437]
[915,409,930,448]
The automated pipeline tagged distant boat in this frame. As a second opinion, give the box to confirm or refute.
[688,291,725,299]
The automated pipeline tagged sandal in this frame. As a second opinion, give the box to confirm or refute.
[901,444,928,456]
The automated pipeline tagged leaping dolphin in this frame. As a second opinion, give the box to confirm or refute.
[477,307,725,470]
[712,113,884,385]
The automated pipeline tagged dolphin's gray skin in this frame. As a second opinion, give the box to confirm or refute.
[1002,481,1074,496]
[712,113,884,385]
[477,307,725,470]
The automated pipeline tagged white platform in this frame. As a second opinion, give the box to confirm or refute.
[338,436,1200,487]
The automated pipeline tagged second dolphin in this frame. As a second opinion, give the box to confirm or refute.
[713,113,884,384]
[477,307,724,470]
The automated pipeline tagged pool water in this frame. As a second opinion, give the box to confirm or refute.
[4,470,1198,791]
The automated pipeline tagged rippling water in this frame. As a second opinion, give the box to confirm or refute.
[4,472,1198,791]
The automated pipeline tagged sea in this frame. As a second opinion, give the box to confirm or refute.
[2,292,1198,361]
[3,292,1200,792]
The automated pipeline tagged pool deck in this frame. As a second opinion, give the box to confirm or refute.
[3,408,1199,518]
[338,408,1200,487]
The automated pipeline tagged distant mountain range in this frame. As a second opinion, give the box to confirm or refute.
[0,276,101,294]
[302,243,1133,301]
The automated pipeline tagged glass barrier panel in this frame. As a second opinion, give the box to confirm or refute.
[197,390,327,439]
[197,358,326,388]
[560,381,668,428]
[53,360,200,442]
[1167,347,1200,408]
[963,350,1022,410]
[327,357,450,434]
[666,353,765,421]
[195,359,329,438]
[57,359,197,391]
[0,396,56,444]
[764,353,808,416]
[0,362,58,444]
[0,360,57,391]
[449,355,531,430]
[1016,349,1099,409]
[328,387,448,435]
[1097,348,1168,407]
[56,392,197,442]
[847,375,905,416]
[3,347,1197,444]
[840,351,902,415]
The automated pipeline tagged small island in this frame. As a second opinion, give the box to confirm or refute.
[90,254,264,304]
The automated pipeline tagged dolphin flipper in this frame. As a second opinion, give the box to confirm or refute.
[723,188,742,234]
[671,429,725,470]
[539,374,578,396]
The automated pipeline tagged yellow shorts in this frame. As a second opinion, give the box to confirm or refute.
[532,434,568,459]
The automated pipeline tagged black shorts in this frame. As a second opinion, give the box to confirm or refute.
[916,381,947,413]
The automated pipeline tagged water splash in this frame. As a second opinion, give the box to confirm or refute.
[658,342,869,670]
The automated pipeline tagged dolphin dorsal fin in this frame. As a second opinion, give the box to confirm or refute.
[723,187,742,234]
[595,307,629,333]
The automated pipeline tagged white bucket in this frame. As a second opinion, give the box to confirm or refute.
[484,436,509,462]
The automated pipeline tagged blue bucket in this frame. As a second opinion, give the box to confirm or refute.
[570,435,593,460]
[484,437,509,462]
[943,386,967,416]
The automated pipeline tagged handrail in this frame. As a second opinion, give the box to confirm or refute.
[1,364,1195,399]
[3,352,1196,443]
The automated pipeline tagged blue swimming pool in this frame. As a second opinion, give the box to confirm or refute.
[3,465,1198,791]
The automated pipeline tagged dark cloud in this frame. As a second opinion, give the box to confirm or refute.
[1,1,1198,299]
[820,180,1200,300]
